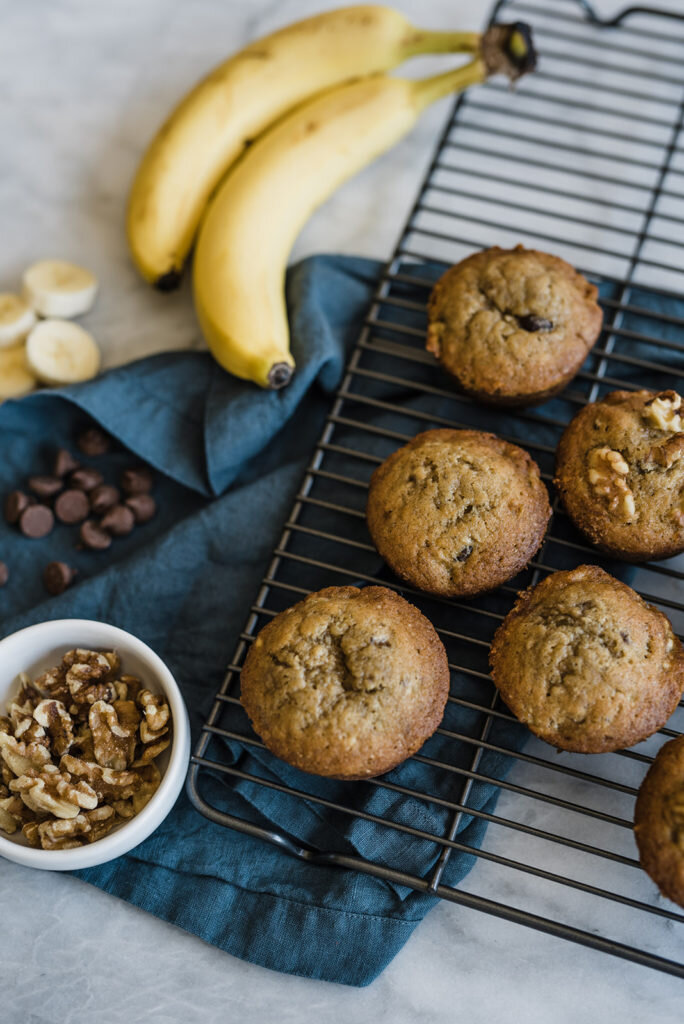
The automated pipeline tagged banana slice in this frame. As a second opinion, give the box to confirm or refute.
[22,260,98,318]
[0,345,37,400]
[26,320,100,386]
[0,293,37,349]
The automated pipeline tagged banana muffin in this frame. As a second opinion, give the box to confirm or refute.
[489,565,684,753]
[634,736,684,908]
[240,585,450,779]
[555,388,684,561]
[426,245,603,405]
[366,429,551,597]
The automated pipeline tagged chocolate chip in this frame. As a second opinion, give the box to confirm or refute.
[120,467,153,495]
[4,490,31,525]
[79,519,112,550]
[0,562,8,587]
[54,489,90,525]
[43,561,76,595]
[125,493,156,524]
[518,314,554,333]
[456,544,473,562]
[89,484,120,515]
[27,475,63,500]
[70,468,104,492]
[77,428,111,456]
[100,504,135,536]
[19,504,54,539]
[53,448,80,478]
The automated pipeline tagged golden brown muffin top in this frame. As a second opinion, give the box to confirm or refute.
[426,245,602,404]
[634,735,684,908]
[240,585,450,780]
[555,389,684,561]
[366,429,551,597]
[489,565,684,753]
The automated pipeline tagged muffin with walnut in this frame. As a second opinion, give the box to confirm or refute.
[554,388,684,561]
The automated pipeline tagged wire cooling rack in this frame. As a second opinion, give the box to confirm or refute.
[187,0,684,977]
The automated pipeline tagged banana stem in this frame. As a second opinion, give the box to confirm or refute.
[401,29,481,59]
[411,57,487,112]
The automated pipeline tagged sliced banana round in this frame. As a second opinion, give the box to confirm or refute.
[0,345,37,400]
[26,319,100,386]
[0,293,37,349]
[22,259,98,318]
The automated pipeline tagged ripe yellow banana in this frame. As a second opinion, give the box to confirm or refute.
[193,24,535,389]
[127,5,483,289]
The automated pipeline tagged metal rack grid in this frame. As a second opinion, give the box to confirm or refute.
[187,0,684,977]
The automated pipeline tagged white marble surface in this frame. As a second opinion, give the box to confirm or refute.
[3,0,684,1020]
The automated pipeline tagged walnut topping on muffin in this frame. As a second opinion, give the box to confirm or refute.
[644,390,682,432]
[586,447,635,521]
[555,389,684,561]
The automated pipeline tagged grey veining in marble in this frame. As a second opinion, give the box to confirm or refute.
[3,0,684,1020]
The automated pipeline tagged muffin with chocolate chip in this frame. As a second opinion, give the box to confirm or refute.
[634,735,684,908]
[426,245,603,405]
[366,429,551,597]
[555,389,684,561]
[489,565,684,753]
[240,585,449,780]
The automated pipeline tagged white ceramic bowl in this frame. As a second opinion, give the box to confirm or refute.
[0,619,190,871]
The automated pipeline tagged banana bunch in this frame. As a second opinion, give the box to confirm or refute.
[127,7,535,388]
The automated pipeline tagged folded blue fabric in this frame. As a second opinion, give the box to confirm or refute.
[0,255,525,986]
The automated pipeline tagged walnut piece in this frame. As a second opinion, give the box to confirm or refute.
[137,690,170,745]
[9,700,47,747]
[22,820,41,847]
[35,664,70,705]
[66,652,117,711]
[587,446,636,520]
[648,434,684,469]
[89,700,138,770]
[10,765,98,818]
[113,763,161,819]
[37,805,118,850]
[0,795,23,834]
[115,675,143,703]
[60,754,142,801]
[33,700,74,756]
[0,732,51,777]
[644,390,683,431]
[132,735,170,767]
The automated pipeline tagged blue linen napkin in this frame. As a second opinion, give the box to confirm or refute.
[0,254,527,986]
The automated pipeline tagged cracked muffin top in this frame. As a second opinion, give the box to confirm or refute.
[366,429,551,597]
[426,245,603,406]
[555,389,684,562]
[634,735,684,908]
[489,565,684,753]
[240,585,450,780]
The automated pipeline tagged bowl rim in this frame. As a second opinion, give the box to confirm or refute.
[0,618,190,870]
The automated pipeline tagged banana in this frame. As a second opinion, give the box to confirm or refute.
[0,345,37,400]
[22,260,98,318]
[26,320,101,386]
[0,294,36,349]
[193,24,535,389]
[126,5,483,289]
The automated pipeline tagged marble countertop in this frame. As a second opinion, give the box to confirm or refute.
[2,1,684,1020]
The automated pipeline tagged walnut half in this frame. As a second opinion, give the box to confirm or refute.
[587,447,636,521]
[644,390,683,431]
